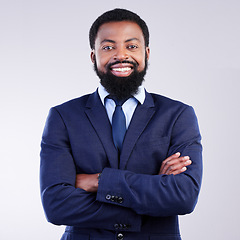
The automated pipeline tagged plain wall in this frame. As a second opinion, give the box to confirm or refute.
[1,0,239,239]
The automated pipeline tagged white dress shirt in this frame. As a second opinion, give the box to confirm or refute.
[98,84,146,129]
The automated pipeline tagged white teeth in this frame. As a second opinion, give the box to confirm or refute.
[112,67,131,72]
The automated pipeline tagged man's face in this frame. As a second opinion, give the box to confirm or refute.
[91,21,150,99]
[91,21,150,76]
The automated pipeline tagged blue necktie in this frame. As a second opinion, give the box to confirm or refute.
[111,98,127,152]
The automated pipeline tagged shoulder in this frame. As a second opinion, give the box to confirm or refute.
[148,92,189,110]
[52,91,96,112]
[146,92,199,123]
[148,92,200,133]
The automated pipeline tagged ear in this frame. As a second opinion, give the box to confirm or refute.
[90,50,95,63]
[145,47,150,60]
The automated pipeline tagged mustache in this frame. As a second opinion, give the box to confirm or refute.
[107,60,138,69]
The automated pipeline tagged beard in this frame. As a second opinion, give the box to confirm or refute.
[94,56,148,100]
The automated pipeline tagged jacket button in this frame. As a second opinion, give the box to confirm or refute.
[111,195,116,202]
[114,223,119,229]
[117,197,123,204]
[106,194,111,200]
[122,224,128,229]
[117,233,124,240]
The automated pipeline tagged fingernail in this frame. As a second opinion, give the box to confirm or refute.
[183,156,189,160]
[186,160,192,164]
[182,167,187,171]
[175,152,180,155]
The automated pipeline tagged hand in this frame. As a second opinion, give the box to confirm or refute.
[159,152,192,175]
[75,173,100,192]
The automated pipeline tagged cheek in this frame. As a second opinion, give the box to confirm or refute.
[137,58,146,71]
[95,54,109,70]
[134,52,147,70]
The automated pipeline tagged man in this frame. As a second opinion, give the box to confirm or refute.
[40,8,202,240]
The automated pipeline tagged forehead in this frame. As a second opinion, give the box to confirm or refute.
[96,21,145,43]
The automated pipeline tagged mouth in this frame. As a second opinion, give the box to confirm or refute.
[110,63,134,77]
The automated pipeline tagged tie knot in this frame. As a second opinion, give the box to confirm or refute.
[107,96,129,106]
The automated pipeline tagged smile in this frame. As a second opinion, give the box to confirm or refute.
[110,63,134,77]
[111,67,132,72]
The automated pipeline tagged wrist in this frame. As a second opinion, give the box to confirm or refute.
[97,173,102,181]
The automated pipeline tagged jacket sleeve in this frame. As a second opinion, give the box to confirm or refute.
[40,107,141,231]
[96,106,203,217]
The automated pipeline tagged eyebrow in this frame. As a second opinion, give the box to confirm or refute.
[100,38,140,44]
[101,39,115,44]
[125,38,140,43]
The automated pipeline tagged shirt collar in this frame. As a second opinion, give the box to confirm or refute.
[98,84,145,105]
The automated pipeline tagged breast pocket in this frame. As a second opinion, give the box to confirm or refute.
[140,136,170,148]
[126,136,170,174]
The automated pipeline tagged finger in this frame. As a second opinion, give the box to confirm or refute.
[164,152,181,162]
[161,155,188,173]
[170,166,188,175]
[159,152,181,172]
[165,158,192,175]
[170,159,192,175]
[160,156,191,175]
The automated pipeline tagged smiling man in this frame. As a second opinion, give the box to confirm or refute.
[92,20,149,101]
[40,9,202,240]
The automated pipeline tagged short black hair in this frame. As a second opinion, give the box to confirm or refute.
[89,8,149,49]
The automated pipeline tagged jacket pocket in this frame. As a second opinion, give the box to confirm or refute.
[138,136,170,147]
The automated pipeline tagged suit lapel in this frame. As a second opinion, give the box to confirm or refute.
[120,91,155,169]
[85,90,119,169]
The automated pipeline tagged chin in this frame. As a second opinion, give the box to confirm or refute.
[94,59,148,100]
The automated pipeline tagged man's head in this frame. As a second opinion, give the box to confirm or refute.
[89,9,150,100]
[89,8,149,49]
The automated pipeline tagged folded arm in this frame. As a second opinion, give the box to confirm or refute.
[40,104,202,228]
[40,107,141,231]
[75,152,192,192]
[77,106,202,217]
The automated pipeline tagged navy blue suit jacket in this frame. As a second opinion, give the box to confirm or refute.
[40,90,202,240]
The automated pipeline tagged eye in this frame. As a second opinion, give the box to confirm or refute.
[102,45,114,51]
[127,45,138,50]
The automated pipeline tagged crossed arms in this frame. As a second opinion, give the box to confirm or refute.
[75,152,192,192]
[40,103,202,229]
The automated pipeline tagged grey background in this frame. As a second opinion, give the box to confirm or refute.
[1,0,240,239]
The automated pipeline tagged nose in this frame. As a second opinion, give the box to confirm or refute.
[113,47,129,61]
